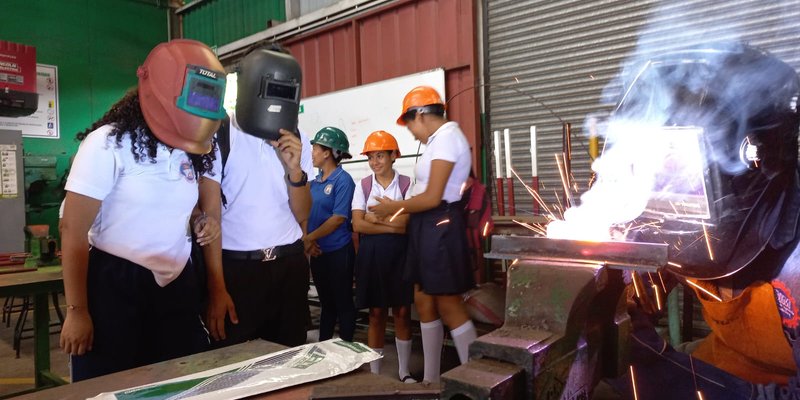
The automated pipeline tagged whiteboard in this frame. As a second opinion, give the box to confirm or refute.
[298,68,446,182]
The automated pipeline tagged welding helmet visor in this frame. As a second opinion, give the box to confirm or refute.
[175,65,227,120]
[235,48,302,141]
[615,45,800,280]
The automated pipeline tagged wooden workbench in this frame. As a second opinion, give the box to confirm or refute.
[15,339,440,399]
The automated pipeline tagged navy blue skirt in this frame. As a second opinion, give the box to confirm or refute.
[405,201,475,295]
[354,233,413,309]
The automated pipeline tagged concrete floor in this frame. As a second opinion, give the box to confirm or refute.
[0,294,70,397]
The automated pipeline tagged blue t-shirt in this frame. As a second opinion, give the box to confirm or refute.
[309,166,356,253]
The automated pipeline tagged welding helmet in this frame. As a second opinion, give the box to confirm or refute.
[617,43,800,280]
[362,130,401,156]
[235,48,302,141]
[311,126,352,160]
[137,39,226,154]
[397,86,445,126]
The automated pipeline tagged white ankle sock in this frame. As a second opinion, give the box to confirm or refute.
[451,320,477,364]
[370,348,384,374]
[395,338,414,381]
[420,319,443,383]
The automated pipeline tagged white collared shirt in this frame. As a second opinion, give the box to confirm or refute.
[352,169,410,211]
[65,125,201,287]
[219,114,314,250]
[412,121,471,202]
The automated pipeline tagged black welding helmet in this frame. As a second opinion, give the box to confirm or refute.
[614,43,800,280]
[235,48,302,141]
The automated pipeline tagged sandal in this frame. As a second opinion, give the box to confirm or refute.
[400,375,418,384]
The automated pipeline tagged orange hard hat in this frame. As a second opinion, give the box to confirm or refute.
[396,86,444,126]
[362,130,401,156]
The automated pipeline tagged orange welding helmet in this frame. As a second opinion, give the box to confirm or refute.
[137,39,227,154]
[396,86,445,126]
[361,130,401,156]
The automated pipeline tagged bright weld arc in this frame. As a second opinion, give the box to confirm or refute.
[436,219,451,226]
[629,365,639,400]
[686,279,722,302]
[389,207,405,222]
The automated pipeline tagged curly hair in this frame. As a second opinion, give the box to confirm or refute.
[76,89,217,176]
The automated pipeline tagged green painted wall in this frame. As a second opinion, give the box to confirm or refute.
[1,0,168,238]
[182,0,285,49]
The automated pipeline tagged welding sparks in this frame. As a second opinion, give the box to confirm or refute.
[554,153,575,208]
[629,365,639,400]
[657,270,666,289]
[389,207,405,222]
[631,273,642,299]
[702,224,714,260]
[667,261,683,269]
[510,167,554,217]
[652,283,662,311]
[513,219,547,236]
[690,355,702,400]
[436,219,450,226]
[482,221,490,237]
[685,279,722,302]
[511,258,519,266]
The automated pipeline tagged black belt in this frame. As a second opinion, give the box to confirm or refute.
[222,239,304,262]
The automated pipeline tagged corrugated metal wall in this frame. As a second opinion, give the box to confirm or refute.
[285,0,480,164]
[486,0,800,216]
[181,0,286,49]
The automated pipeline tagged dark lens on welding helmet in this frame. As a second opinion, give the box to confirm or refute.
[176,65,227,120]
[265,81,298,101]
[187,81,222,112]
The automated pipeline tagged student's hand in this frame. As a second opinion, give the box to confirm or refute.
[270,129,303,174]
[205,287,238,341]
[303,237,322,257]
[364,212,382,224]
[60,309,93,355]
[193,213,220,246]
[369,196,397,220]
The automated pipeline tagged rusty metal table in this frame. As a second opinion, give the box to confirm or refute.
[14,339,440,399]
[0,266,65,396]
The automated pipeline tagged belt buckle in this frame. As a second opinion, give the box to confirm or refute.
[261,247,277,262]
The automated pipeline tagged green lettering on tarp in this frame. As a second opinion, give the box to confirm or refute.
[332,340,369,353]
[114,376,208,400]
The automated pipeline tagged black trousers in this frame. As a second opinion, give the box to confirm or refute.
[214,252,310,348]
[71,247,209,382]
[310,242,356,342]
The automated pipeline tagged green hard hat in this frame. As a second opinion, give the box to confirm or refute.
[311,126,352,159]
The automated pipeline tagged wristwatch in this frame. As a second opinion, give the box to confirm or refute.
[286,170,308,187]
